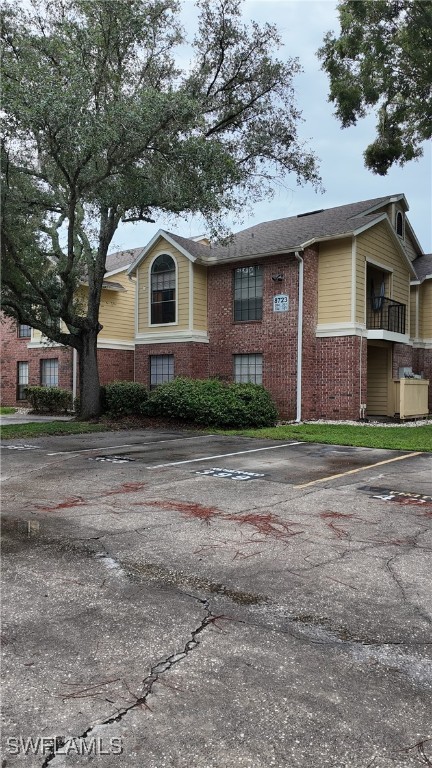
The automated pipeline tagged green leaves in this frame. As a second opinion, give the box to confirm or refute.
[1,0,320,416]
[318,0,432,174]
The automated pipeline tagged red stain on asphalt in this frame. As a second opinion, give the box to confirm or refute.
[102,482,147,496]
[35,497,88,512]
[225,512,303,541]
[143,500,220,523]
[319,511,358,520]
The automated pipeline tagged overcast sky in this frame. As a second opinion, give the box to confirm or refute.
[112,0,432,255]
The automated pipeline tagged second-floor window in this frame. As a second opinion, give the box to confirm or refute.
[233,265,263,321]
[18,324,31,338]
[151,254,176,324]
[396,211,404,238]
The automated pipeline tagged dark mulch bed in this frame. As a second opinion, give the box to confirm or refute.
[75,415,204,432]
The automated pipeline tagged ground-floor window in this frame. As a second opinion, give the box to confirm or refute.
[17,361,29,400]
[40,358,59,387]
[233,353,263,384]
[150,354,174,388]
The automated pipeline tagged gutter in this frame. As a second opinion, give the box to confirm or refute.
[294,251,304,423]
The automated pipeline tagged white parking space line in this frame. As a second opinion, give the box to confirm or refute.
[147,441,303,468]
[294,451,423,489]
[46,435,215,456]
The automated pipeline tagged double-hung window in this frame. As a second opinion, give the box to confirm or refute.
[18,324,31,338]
[41,358,58,387]
[150,355,174,389]
[151,255,176,324]
[233,354,263,384]
[233,265,263,321]
[17,362,29,400]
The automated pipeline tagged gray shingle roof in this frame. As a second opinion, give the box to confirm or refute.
[105,247,143,273]
[413,254,432,281]
[203,196,397,262]
[165,232,211,260]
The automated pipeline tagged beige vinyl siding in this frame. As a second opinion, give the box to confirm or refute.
[356,221,411,327]
[193,264,208,331]
[137,242,189,333]
[31,321,67,344]
[318,238,352,324]
[98,271,135,343]
[420,280,432,338]
[403,231,419,262]
[367,344,391,416]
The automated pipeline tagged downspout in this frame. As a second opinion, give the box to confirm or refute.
[72,347,78,405]
[294,251,304,423]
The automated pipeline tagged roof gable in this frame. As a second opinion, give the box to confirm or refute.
[127,230,207,274]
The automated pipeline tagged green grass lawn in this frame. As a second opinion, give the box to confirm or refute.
[1,418,431,452]
[0,407,17,415]
[0,421,113,440]
[219,423,432,452]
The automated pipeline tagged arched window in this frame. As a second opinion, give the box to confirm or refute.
[396,211,404,238]
[151,254,176,324]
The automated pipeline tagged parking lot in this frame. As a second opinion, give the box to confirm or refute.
[1,429,431,767]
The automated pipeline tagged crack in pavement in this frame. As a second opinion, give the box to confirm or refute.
[40,595,221,767]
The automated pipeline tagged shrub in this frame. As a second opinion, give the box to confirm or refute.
[104,381,149,417]
[148,377,278,428]
[25,386,72,414]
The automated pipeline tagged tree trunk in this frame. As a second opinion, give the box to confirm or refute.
[78,328,101,419]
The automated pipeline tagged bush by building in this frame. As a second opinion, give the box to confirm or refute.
[148,377,278,428]
[25,386,72,413]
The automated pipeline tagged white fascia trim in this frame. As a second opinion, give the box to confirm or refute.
[135,330,209,344]
[366,256,394,273]
[203,248,295,265]
[188,260,194,330]
[128,231,196,274]
[316,322,366,338]
[104,265,130,278]
[410,280,421,286]
[27,340,64,349]
[97,339,135,350]
[355,216,417,277]
[300,232,351,250]
[412,339,432,349]
[366,330,412,344]
[404,216,424,256]
[351,237,356,323]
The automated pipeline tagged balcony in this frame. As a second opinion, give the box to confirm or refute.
[367,296,406,335]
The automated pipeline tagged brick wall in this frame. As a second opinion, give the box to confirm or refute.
[207,248,319,419]
[314,336,366,420]
[135,342,209,387]
[97,349,134,385]
[1,315,73,406]
[1,315,136,405]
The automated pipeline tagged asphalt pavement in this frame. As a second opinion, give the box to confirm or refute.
[1,429,431,767]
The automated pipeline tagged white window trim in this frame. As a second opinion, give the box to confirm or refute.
[148,252,178,327]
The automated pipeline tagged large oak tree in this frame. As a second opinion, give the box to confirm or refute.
[1,0,320,418]
[318,0,432,175]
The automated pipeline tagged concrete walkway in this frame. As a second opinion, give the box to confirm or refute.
[0,410,73,425]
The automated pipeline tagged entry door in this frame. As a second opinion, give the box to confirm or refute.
[367,345,391,416]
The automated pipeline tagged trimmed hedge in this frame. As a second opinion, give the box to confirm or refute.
[25,386,72,414]
[148,377,278,428]
[105,381,149,417]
